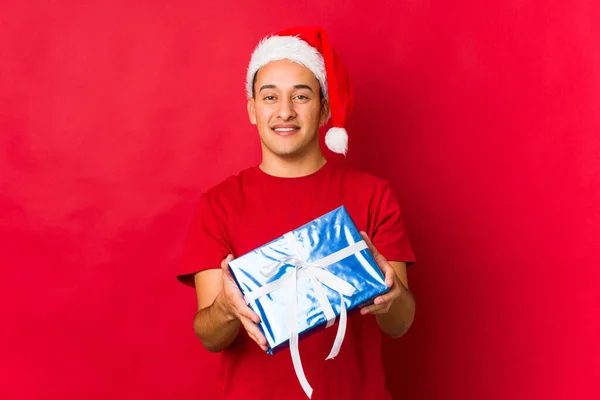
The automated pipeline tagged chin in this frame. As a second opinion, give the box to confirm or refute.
[261,136,317,159]
[272,149,303,158]
[264,144,304,158]
[263,140,299,156]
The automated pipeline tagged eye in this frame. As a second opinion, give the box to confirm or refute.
[295,95,309,101]
[263,95,276,101]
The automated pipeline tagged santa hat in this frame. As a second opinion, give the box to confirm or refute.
[246,27,354,155]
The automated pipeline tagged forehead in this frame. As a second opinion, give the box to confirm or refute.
[254,59,320,86]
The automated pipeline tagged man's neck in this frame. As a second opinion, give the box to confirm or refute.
[259,151,327,178]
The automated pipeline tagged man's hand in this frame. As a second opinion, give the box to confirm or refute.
[357,232,415,337]
[216,255,269,351]
[359,232,405,315]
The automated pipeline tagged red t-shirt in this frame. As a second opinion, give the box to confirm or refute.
[178,161,415,400]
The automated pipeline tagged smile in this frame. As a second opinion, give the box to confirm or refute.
[272,126,300,136]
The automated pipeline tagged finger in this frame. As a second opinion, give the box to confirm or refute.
[361,288,400,314]
[361,239,395,288]
[360,231,389,267]
[246,330,268,351]
[245,328,268,350]
[360,232,378,255]
[240,317,268,349]
[221,254,234,273]
[221,256,262,324]
[360,231,384,262]
[238,305,261,324]
[221,256,237,286]
[246,329,259,344]
[221,255,249,299]
[360,303,389,315]
[373,290,399,306]
[230,295,261,324]
[240,316,263,340]
[385,268,395,288]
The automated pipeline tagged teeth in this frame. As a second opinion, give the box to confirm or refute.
[274,127,296,132]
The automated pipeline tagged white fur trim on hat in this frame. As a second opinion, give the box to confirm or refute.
[325,127,348,155]
[246,35,328,100]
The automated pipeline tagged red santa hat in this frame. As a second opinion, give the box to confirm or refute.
[246,27,354,155]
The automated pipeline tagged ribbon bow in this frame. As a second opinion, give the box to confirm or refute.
[243,233,369,398]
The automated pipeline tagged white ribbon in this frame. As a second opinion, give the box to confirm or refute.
[243,233,368,398]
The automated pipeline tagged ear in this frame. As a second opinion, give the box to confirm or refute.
[319,99,331,126]
[247,98,257,125]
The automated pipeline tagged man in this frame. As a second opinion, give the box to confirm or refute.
[178,27,416,400]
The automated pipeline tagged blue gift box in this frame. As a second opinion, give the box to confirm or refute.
[228,205,389,355]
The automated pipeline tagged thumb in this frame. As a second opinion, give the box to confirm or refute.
[360,231,378,255]
[385,268,395,287]
[221,254,234,276]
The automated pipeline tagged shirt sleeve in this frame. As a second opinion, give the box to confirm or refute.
[177,194,233,287]
[371,182,416,265]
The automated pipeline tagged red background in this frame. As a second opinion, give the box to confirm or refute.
[1,1,599,399]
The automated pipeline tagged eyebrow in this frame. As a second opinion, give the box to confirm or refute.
[259,84,314,92]
[293,84,314,92]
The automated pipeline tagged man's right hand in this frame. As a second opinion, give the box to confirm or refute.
[193,255,269,353]
[216,255,269,351]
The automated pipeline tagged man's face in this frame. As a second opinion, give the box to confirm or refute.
[247,60,329,159]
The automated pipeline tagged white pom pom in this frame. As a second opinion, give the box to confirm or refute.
[325,127,348,155]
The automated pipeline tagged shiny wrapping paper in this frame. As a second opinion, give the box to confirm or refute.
[229,206,389,355]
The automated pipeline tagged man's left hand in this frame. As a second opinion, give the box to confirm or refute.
[359,231,405,315]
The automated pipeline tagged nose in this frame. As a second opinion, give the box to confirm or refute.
[277,98,297,120]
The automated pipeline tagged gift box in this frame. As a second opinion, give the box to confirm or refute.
[228,205,389,398]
